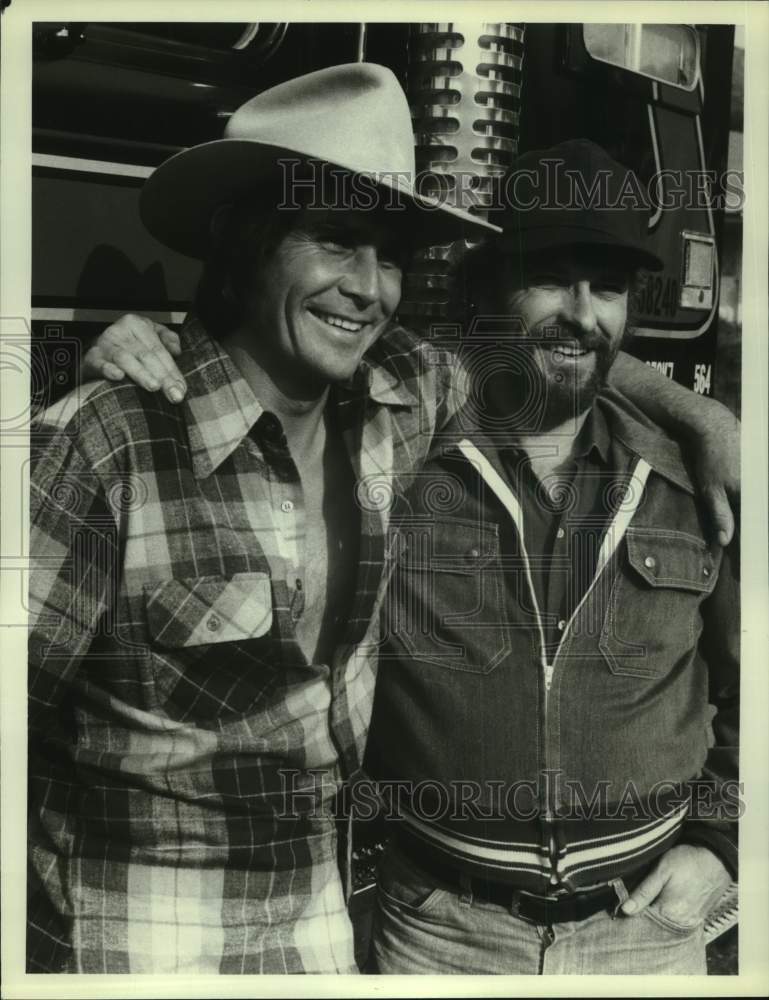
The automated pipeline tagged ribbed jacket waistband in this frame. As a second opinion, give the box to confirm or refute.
[395,802,688,891]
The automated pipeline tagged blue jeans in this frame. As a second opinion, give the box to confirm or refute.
[372,842,707,975]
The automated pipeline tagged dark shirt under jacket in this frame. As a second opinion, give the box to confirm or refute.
[498,406,627,655]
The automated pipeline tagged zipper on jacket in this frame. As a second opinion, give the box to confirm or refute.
[455,441,560,880]
[456,440,652,889]
[542,810,561,885]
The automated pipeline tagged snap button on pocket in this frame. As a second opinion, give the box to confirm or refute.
[600,528,720,680]
[142,572,275,722]
[144,573,273,649]
[280,500,294,513]
[391,517,508,674]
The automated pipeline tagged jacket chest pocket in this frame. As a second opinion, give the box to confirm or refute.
[143,572,276,722]
[385,517,510,674]
[599,529,718,679]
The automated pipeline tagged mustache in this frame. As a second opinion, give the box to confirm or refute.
[531,324,614,354]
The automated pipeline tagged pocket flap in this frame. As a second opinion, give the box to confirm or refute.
[625,530,717,593]
[143,572,273,648]
[396,517,499,573]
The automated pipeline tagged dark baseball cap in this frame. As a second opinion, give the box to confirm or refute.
[488,138,664,271]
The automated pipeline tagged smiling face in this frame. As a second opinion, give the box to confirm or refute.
[240,207,408,393]
[479,246,631,429]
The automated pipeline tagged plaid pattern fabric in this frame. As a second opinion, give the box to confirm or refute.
[27,316,461,973]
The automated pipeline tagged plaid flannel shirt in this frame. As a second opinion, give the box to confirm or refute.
[27,316,461,974]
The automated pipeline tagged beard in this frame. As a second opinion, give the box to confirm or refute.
[464,325,623,436]
[535,330,619,430]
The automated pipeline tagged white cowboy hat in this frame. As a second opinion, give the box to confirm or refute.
[140,62,500,259]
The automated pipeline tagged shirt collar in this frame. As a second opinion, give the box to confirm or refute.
[596,391,696,494]
[336,323,419,409]
[442,390,694,496]
[176,318,264,479]
[366,361,419,407]
[571,404,612,465]
[178,317,417,478]
[479,401,613,469]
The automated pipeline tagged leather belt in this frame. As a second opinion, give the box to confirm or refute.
[394,835,654,925]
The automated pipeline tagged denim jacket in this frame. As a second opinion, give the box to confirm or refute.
[367,393,739,891]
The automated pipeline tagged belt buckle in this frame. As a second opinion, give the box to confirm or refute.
[511,885,571,924]
[510,891,536,924]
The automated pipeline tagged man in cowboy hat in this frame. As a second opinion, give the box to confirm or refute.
[26,62,498,975]
[59,90,739,977]
[365,139,739,975]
